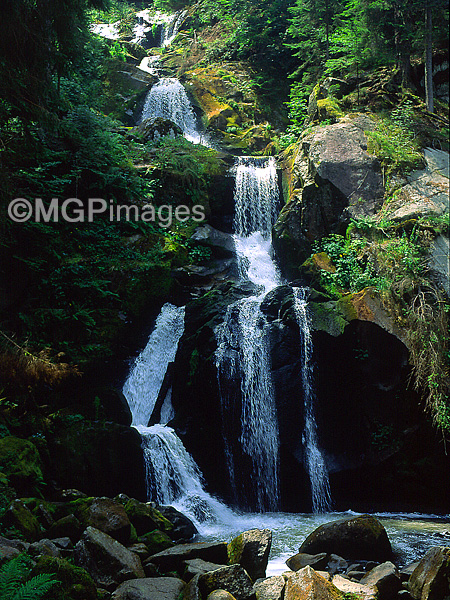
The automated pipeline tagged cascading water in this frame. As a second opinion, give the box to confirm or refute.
[140,78,202,144]
[215,156,281,511]
[293,287,332,513]
[160,10,187,47]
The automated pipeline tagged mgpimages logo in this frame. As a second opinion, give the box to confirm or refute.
[7,198,206,228]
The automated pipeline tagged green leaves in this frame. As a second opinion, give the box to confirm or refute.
[0,556,57,600]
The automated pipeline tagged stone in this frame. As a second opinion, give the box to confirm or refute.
[198,564,255,600]
[124,499,173,536]
[140,529,174,555]
[332,574,376,599]
[286,552,329,572]
[31,555,98,600]
[149,541,228,574]
[299,515,392,562]
[51,537,73,555]
[47,514,83,542]
[285,565,343,600]
[183,558,225,581]
[128,543,149,560]
[360,561,402,600]
[207,591,238,600]
[408,546,450,600]
[0,543,20,560]
[185,573,202,600]
[74,526,145,591]
[131,117,183,143]
[253,574,285,600]
[400,561,421,583]
[190,225,236,257]
[346,570,366,581]
[29,538,61,558]
[111,577,185,600]
[1,499,41,541]
[0,436,44,496]
[158,505,198,541]
[327,554,348,575]
[87,497,132,545]
[228,529,272,581]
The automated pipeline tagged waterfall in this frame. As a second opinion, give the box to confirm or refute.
[160,10,187,47]
[293,287,332,513]
[140,78,202,144]
[123,304,185,427]
[215,156,281,511]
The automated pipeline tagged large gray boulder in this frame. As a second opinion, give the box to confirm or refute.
[286,552,329,572]
[149,541,228,574]
[408,546,450,600]
[299,515,392,562]
[87,497,132,545]
[111,577,185,600]
[360,561,402,600]
[253,574,285,600]
[198,564,256,600]
[285,565,343,600]
[228,529,272,581]
[74,526,144,590]
[183,558,226,581]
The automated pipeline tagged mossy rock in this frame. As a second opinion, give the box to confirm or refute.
[0,437,44,496]
[31,555,98,600]
[1,499,42,541]
[124,498,173,536]
[316,97,343,122]
[139,529,174,555]
[308,301,349,337]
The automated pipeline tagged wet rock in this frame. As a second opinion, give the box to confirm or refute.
[111,577,185,600]
[253,574,285,600]
[299,515,392,562]
[1,499,41,541]
[131,117,183,143]
[360,561,402,600]
[140,529,174,555]
[158,505,198,541]
[408,546,450,600]
[124,498,173,536]
[327,554,348,575]
[285,565,343,600]
[191,225,236,257]
[185,573,202,600]
[400,561,420,583]
[47,514,83,543]
[31,555,98,600]
[183,558,226,581]
[228,529,272,581]
[29,538,61,558]
[149,541,228,574]
[198,564,255,600]
[87,498,132,545]
[286,552,329,572]
[74,526,144,591]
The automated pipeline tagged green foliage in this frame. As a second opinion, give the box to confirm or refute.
[0,555,57,600]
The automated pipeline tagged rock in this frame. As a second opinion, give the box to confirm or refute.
[207,591,238,600]
[430,234,450,297]
[93,387,132,426]
[360,561,402,600]
[299,515,392,562]
[327,554,348,575]
[131,117,183,143]
[35,503,55,529]
[129,543,150,560]
[111,577,185,600]
[29,538,61,558]
[346,570,366,581]
[190,225,236,257]
[285,565,343,600]
[140,529,174,554]
[1,499,41,541]
[31,555,98,600]
[158,505,198,541]
[0,436,44,496]
[87,497,132,545]
[74,526,144,591]
[0,535,29,552]
[198,564,255,600]
[228,529,272,581]
[149,541,228,574]
[253,574,285,600]
[183,558,225,581]
[286,552,329,572]
[0,543,20,560]
[124,499,173,536]
[47,514,83,542]
[332,574,376,599]
[400,561,420,583]
[185,573,202,600]
[408,546,450,600]
[51,537,73,556]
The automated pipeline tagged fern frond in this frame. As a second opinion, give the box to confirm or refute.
[0,556,28,600]
[12,574,57,600]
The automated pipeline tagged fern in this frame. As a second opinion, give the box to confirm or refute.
[0,557,57,600]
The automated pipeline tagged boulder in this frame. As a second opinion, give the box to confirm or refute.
[1,499,41,541]
[228,529,272,581]
[131,117,183,143]
[0,436,44,496]
[400,561,421,583]
[29,538,61,558]
[198,564,255,600]
[140,529,174,554]
[124,499,173,536]
[360,562,402,600]
[408,546,450,600]
[285,565,343,600]
[149,541,228,574]
[183,558,226,581]
[286,552,329,572]
[74,526,144,591]
[158,505,197,541]
[185,573,202,600]
[253,574,285,600]
[111,577,185,600]
[327,554,348,575]
[207,591,238,600]
[31,555,98,600]
[0,543,20,560]
[47,514,83,542]
[87,497,132,545]
[190,225,236,257]
[332,574,376,599]
[299,515,392,562]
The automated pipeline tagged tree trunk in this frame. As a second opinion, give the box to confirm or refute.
[425,3,434,112]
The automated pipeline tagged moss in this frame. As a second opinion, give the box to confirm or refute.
[139,529,174,555]
[124,498,173,535]
[316,97,343,122]
[227,533,244,565]
[0,437,44,496]
[308,301,349,337]
[1,499,42,541]
[31,556,97,600]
